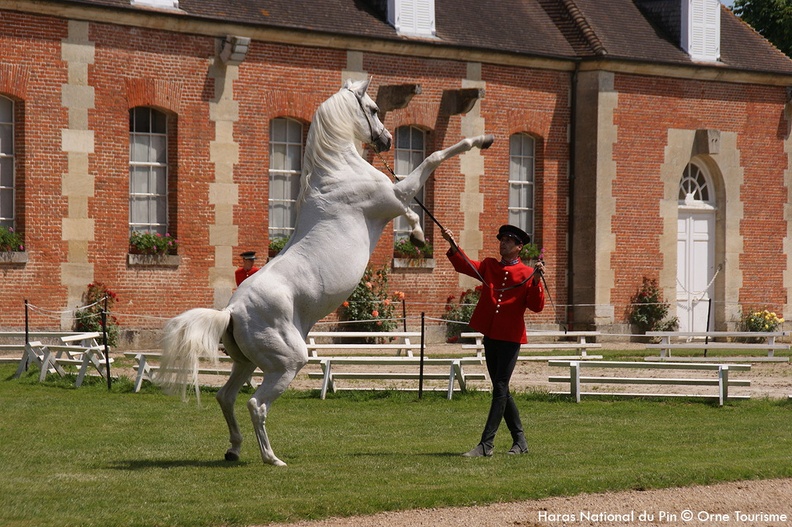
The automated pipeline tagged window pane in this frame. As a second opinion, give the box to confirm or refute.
[129,196,149,225]
[271,119,286,143]
[0,158,13,187]
[130,167,149,194]
[0,188,12,219]
[0,123,12,155]
[155,197,167,226]
[287,120,302,143]
[0,97,12,121]
[130,134,150,162]
[411,129,423,150]
[151,110,167,134]
[154,167,167,195]
[286,144,301,172]
[150,135,167,164]
[132,107,150,132]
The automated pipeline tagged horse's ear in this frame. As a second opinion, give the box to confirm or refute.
[342,77,371,98]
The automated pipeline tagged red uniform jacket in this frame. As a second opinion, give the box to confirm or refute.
[448,248,545,344]
[235,266,260,286]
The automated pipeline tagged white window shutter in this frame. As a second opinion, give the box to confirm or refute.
[682,0,720,62]
[388,0,435,37]
[132,0,179,9]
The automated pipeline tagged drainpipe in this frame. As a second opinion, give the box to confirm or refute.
[567,62,579,331]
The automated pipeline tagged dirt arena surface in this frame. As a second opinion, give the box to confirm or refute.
[264,478,792,527]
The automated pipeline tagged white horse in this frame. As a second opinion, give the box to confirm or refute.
[157,78,493,466]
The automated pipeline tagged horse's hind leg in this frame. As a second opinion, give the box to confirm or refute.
[247,366,299,466]
[217,361,257,461]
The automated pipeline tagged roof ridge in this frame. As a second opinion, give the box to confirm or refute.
[560,0,607,56]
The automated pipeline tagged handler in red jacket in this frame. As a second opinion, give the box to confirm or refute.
[442,224,545,457]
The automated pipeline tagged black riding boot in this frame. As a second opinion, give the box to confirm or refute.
[503,395,528,454]
[478,395,508,453]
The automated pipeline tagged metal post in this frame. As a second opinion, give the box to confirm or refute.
[23,299,30,371]
[102,296,111,390]
[419,312,425,399]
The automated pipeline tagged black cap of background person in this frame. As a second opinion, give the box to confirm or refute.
[240,251,257,260]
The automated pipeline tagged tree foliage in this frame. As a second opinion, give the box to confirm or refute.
[733,0,792,58]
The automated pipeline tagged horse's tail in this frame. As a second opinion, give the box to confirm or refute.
[157,307,231,402]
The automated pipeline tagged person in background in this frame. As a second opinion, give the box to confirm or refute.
[235,251,260,286]
[442,224,545,457]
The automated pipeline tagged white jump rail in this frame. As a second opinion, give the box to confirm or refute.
[548,360,751,406]
[0,331,94,355]
[124,352,262,393]
[306,356,486,400]
[305,331,422,357]
[460,331,603,359]
[645,331,790,362]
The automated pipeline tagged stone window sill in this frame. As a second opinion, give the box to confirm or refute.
[0,251,28,265]
[127,253,181,267]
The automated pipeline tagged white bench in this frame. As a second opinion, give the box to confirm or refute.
[460,331,603,359]
[645,331,790,362]
[124,352,264,393]
[306,356,486,400]
[548,360,751,406]
[12,332,112,387]
[305,331,422,357]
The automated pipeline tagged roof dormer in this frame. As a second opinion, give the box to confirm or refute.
[387,0,436,38]
[681,0,720,62]
[132,0,179,9]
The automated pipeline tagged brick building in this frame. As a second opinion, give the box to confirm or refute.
[1,0,791,341]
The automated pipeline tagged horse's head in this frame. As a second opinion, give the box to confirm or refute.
[343,78,392,153]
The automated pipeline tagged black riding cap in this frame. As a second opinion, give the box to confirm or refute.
[496,224,530,245]
[240,251,257,260]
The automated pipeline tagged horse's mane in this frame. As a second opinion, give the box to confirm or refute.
[297,88,360,211]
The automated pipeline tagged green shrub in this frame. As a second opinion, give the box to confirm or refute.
[628,277,678,333]
[0,225,24,251]
[338,266,404,336]
[519,242,541,261]
[741,308,784,332]
[268,235,289,255]
[393,236,433,258]
[444,287,481,342]
[129,231,178,255]
[74,282,120,346]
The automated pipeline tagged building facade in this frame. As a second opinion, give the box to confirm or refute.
[1,0,791,341]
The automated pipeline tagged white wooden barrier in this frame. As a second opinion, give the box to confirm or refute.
[305,331,422,357]
[548,360,751,406]
[645,331,789,362]
[460,331,602,359]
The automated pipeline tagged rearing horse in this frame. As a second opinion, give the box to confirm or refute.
[157,78,493,466]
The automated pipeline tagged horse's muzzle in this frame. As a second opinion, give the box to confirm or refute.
[372,133,392,153]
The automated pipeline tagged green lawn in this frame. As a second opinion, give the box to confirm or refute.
[1,364,791,527]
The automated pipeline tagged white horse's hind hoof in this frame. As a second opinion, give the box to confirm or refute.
[224,449,240,461]
[481,134,495,149]
[269,457,287,467]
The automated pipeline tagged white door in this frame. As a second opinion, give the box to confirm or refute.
[677,209,715,332]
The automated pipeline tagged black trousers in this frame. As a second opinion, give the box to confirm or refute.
[479,336,525,451]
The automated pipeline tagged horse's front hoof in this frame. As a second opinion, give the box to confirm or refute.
[481,134,495,149]
[224,450,240,462]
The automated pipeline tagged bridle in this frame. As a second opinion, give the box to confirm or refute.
[349,88,387,151]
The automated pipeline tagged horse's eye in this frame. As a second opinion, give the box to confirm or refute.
[371,107,379,116]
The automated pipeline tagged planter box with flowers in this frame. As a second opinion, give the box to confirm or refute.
[393,237,435,269]
[128,231,180,267]
[0,226,27,265]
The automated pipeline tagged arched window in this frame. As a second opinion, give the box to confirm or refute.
[0,96,15,231]
[678,162,713,206]
[129,107,169,235]
[268,117,303,241]
[393,125,427,241]
[508,133,535,239]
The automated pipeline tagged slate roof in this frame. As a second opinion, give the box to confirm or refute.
[52,0,792,75]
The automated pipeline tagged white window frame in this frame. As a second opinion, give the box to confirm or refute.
[0,95,15,230]
[129,107,169,235]
[508,133,536,240]
[393,126,427,241]
[268,117,303,242]
[678,160,715,210]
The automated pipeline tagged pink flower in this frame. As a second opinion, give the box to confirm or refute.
[371,310,379,318]
[365,282,373,289]
[342,301,349,307]
[383,299,391,306]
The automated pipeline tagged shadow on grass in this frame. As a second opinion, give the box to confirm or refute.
[107,458,251,470]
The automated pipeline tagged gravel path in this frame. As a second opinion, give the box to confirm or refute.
[264,478,792,527]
